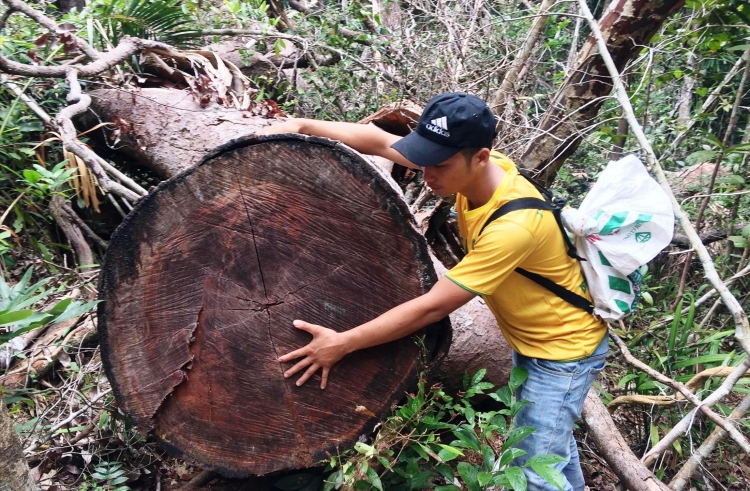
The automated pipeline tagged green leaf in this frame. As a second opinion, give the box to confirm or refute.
[0,309,34,326]
[494,386,512,407]
[482,443,496,470]
[525,454,566,466]
[354,442,377,457]
[509,367,528,392]
[527,463,565,491]
[685,149,717,165]
[51,300,99,324]
[456,462,482,491]
[673,353,734,369]
[477,471,493,487]
[434,486,461,491]
[641,291,653,305]
[452,427,480,451]
[471,368,486,387]
[505,466,527,491]
[366,467,383,491]
[668,298,683,352]
[22,169,41,185]
[650,423,660,446]
[502,426,536,452]
[437,444,463,462]
[499,447,527,467]
[435,463,454,482]
[46,298,73,317]
[728,236,747,247]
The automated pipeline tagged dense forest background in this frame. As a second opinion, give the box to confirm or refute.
[1,0,750,490]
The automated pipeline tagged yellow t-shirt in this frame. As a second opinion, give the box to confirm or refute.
[445,152,607,360]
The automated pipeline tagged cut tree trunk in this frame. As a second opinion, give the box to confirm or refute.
[98,134,450,476]
[84,91,514,393]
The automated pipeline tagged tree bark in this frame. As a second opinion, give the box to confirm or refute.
[520,0,685,184]
[0,397,35,491]
[98,133,451,476]
[86,88,279,178]
[581,390,670,491]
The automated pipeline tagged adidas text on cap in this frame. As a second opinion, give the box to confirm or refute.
[391,93,496,167]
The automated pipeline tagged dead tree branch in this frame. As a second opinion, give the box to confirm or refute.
[58,69,146,202]
[673,43,750,308]
[669,392,750,491]
[608,327,750,454]
[659,53,747,163]
[489,0,554,114]
[641,357,750,466]
[0,36,172,77]
[608,366,750,410]
[49,194,94,268]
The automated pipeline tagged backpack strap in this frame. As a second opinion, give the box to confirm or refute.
[515,268,594,315]
[478,172,593,314]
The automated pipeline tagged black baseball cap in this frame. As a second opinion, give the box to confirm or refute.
[391,92,496,167]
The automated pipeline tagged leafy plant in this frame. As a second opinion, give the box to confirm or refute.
[84,461,131,491]
[276,368,565,491]
[0,267,98,344]
[85,0,197,46]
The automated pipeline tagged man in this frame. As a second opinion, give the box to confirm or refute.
[257,93,608,491]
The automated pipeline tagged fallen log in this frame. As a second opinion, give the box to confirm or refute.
[581,390,671,491]
[0,317,83,390]
[85,90,515,394]
[98,134,450,476]
[86,88,284,179]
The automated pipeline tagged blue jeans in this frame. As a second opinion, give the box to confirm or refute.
[511,334,608,491]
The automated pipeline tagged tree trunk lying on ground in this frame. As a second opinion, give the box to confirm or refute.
[98,134,451,476]
[88,89,516,394]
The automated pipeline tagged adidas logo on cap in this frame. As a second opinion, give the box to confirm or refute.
[425,116,450,137]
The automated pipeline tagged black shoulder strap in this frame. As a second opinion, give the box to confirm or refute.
[516,268,594,314]
[477,171,593,314]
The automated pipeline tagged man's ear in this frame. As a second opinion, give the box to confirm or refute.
[475,148,492,167]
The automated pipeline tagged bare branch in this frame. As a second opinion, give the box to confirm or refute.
[0,5,14,29]
[0,74,52,124]
[172,29,403,87]
[641,357,750,466]
[670,393,750,491]
[581,390,671,491]
[608,327,750,455]
[660,53,747,163]
[489,0,555,114]
[0,36,172,77]
[56,69,146,202]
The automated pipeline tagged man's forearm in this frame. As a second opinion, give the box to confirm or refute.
[264,118,417,169]
[341,295,447,354]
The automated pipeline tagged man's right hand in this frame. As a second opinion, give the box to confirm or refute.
[278,319,351,389]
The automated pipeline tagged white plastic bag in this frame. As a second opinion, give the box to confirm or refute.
[561,155,674,321]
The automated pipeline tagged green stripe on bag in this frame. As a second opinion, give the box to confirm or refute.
[598,251,612,266]
[614,299,631,313]
[609,275,632,294]
[600,212,628,235]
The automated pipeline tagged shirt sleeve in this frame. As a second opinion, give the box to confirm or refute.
[445,220,536,296]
